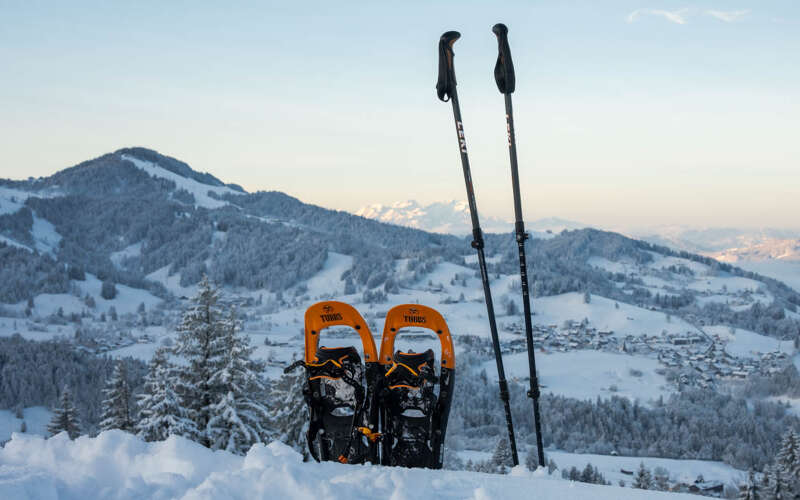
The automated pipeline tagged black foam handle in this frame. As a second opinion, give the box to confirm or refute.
[492,23,515,94]
[436,31,461,102]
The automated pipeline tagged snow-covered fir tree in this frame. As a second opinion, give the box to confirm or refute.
[268,361,308,457]
[173,275,229,447]
[47,387,81,439]
[205,309,271,454]
[632,462,653,490]
[525,448,539,471]
[136,347,195,441]
[739,470,760,500]
[100,361,134,432]
[491,437,513,474]
[776,430,800,491]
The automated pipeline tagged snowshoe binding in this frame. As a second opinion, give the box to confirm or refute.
[285,301,380,464]
[378,304,455,469]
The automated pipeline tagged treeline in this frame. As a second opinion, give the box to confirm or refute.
[447,355,800,471]
[0,334,146,431]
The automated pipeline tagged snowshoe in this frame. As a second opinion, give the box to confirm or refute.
[378,304,455,469]
[286,301,380,464]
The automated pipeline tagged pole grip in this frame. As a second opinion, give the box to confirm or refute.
[437,31,461,102]
[492,23,515,94]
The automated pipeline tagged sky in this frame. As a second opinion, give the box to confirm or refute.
[1,1,798,229]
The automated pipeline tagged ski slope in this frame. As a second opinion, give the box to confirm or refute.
[0,431,699,499]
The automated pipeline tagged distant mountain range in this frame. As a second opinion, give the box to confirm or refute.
[627,226,800,262]
[354,200,588,236]
[1,147,799,338]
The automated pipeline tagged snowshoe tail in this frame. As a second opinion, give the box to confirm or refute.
[301,301,380,464]
[378,304,455,469]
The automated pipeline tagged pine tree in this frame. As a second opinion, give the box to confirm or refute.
[100,361,134,432]
[491,437,513,474]
[653,466,670,491]
[47,387,81,439]
[173,275,228,447]
[205,309,271,454]
[633,461,653,490]
[739,470,760,500]
[268,362,308,457]
[776,430,800,487]
[136,347,196,441]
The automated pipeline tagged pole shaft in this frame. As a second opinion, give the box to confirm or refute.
[504,92,545,467]
[449,88,519,467]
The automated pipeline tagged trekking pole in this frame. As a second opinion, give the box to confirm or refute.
[492,23,545,468]
[436,30,519,467]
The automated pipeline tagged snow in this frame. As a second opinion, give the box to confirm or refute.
[530,292,701,338]
[704,325,794,359]
[30,215,61,255]
[0,407,52,442]
[146,265,197,298]
[488,351,671,402]
[0,186,31,216]
[0,234,31,252]
[110,242,142,268]
[19,273,163,320]
[736,259,800,293]
[122,155,240,209]
[0,431,699,499]
[302,252,353,298]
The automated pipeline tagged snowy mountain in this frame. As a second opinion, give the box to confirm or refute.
[355,199,512,234]
[355,199,588,236]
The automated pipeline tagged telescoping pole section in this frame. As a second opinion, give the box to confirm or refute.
[492,22,545,468]
[436,30,519,467]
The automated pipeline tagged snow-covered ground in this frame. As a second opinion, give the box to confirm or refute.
[121,155,241,209]
[704,325,793,359]
[530,292,700,339]
[486,351,671,402]
[0,407,51,442]
[302,252,353,298]
[459,449,744,491]
[0,431,700,499]
[736,259,800,293]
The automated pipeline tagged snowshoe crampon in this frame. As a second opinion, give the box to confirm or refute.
[289,301,380,464]
[378,304,455,469]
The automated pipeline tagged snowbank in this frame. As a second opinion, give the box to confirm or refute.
[0,431,698,499]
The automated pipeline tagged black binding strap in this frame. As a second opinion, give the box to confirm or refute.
[492,23,515,94]
[436,31,461,102]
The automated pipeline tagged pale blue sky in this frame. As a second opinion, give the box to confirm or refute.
[1,1,798,228]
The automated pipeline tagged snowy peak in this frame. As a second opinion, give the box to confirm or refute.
[355,200,510,235]
[354,201,589,236]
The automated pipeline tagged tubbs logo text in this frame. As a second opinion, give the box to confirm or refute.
[320,313,343,322]
[404,314,426,324]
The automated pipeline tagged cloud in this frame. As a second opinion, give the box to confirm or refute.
[706,9,750,22]
[626,8,690,25]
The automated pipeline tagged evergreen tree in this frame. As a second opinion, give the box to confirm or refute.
[633,462,653,490]
[47,387,81,439]
[173,275,228,447]
[136,347,195,442]
[653,466,670,491]
[776,430,800,488]
[206,309,271,454]
[100,361,134,432]
[739,470,760,500]
[268,363,308,457]
[491,437,513,474]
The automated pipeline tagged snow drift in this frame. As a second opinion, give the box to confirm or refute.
[0,431,699,499]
